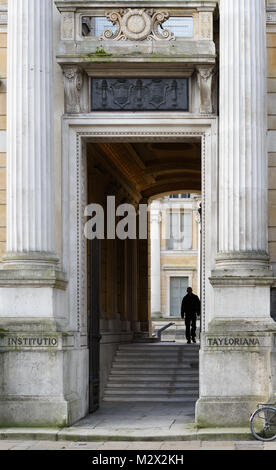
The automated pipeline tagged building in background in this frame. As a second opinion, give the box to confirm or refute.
[150,194,201,319]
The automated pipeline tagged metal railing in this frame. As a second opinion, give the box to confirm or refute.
[156,322,175,341]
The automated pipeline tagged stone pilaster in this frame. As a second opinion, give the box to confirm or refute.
[150,201,161,316]
[4,0,57,269]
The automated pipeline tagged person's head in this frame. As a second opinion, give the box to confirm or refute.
[187,287,193,295]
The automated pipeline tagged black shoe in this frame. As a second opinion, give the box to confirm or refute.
[187,340,191,344]
[192,338,197,343]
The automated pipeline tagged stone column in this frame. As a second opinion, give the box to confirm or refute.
[210,0,274,322]
[5,0,57,269]
[150,201,161,316]
[218,0,268,268]
[0,1,74,428]
[196,0,276,428]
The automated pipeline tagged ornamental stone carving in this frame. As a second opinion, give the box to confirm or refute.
[100,8,175,41]
[196,66,216,114]
[63,66,84,114]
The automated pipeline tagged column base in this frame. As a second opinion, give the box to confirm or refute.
[196,323,276,428]
[0,324,89,427]
[3,252,60,270]
[196,397,267,428]
[0,397,73,427]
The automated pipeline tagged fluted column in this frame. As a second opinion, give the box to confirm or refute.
[218,0,269,272]
[150,202,161,315]
[5,0,57,268]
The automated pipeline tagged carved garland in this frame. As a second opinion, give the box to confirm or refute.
[100,8,175,41]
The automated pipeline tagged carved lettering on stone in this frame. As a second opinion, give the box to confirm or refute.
[63,66,84,114]
[196,66,216,114]
[100,8,175,41]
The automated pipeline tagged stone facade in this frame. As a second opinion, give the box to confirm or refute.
[0,0,276,429]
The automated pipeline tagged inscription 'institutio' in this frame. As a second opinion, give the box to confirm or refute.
[6,337,58,347]
[207,337,261,347]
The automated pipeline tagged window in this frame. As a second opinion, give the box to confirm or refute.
[158,17,194,38]
[168,212,192,250]
[169,194,191,199]
[170,277,189,316]
[82,16,194,39]
[82,16,117,37]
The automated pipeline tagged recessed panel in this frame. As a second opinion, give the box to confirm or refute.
[91,78,189,111]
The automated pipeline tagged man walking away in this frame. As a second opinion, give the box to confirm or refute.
[181,287,200,344]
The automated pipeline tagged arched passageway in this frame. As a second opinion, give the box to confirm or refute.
[86,140,202,413]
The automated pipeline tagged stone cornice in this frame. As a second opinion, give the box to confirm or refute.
[55,1,218,11]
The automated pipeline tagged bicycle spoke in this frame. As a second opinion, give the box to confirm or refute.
[251,407,276,441]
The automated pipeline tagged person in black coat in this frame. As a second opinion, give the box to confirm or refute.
[181,287,200,344]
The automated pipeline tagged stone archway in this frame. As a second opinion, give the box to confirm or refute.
[61,115,218,417]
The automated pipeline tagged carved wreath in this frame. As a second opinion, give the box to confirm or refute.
[100,8,175,41]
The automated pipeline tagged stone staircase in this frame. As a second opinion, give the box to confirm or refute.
[103,343,200,403]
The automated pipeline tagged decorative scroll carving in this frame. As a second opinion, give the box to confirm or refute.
[100,8,175,41]
[196,66,216,114]
[91,78,189,111]
[63,66,84,114]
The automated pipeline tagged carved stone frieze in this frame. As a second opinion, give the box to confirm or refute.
[91,78,189,111]
[196,66,216,114]
[63,66,84,114]
[100,8,175,41]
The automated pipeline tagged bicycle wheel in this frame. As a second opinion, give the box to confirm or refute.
[250,406,276,441]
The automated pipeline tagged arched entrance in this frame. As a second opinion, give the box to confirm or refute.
[61,115,218,417]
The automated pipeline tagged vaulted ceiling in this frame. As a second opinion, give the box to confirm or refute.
[87,141,201,200]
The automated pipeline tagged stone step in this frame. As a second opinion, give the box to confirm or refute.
[103,396,198,403]
[104,341,200,403]
[104,384,199,396]
[108,376,199,383]
[110,370,199,376]
[112,363,199,369]
[104,389,198,396]
[116,351,199,357]
[117,345,199,357]
[118,345,199,350]
[107,378,199,390]
[114,356,199,363]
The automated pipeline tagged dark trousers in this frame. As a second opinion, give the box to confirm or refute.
[185,314,197,341]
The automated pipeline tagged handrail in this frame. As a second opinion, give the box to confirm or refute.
[156,322,175,341]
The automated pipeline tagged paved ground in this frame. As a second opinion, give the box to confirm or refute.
[0,440,275,450]
[0,402,256,442]
[73,402,196,431]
